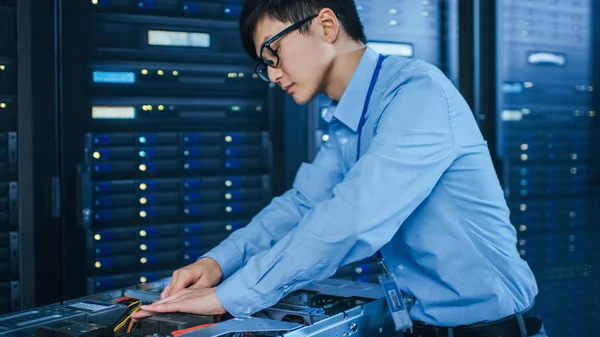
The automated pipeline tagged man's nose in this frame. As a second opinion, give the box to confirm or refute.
[267,66,283,85]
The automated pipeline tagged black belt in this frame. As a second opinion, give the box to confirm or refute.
[408,306,543,337]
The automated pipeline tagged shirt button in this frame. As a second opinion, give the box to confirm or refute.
[339,137,348,145]
[397,265,405,271]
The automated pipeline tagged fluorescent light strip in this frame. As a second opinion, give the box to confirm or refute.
[92,106,136,120]
[148,30,211,48]
[367,42,414,58]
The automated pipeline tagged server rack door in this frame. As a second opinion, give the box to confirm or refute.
[0,0,19,314]
[59,0,282,299]
[494,1,599,335]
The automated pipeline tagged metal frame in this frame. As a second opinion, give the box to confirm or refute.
[473,0,500,177]
[593,1,600,203]
[17,0,63,308]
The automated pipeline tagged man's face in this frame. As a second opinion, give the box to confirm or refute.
[253,16,334,105]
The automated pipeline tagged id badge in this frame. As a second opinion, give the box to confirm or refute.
[378,273,413,333]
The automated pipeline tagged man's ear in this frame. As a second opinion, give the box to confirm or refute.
[317,7,340,44]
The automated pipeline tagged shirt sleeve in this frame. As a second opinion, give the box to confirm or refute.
[215,73,458,318]
[201,136,344,279]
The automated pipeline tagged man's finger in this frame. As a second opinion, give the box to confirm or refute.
[161,274,178,299]
[140,302,181,313]
[154,289,190,306]
[164,272,197,298]
[131,309,155,321]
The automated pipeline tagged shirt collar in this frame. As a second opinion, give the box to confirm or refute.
[322,47,381,132]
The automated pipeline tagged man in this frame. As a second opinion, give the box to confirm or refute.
[132,1,546,336]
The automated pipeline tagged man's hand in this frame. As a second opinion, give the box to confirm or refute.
[131,288,226,321]
[160,258,223,299]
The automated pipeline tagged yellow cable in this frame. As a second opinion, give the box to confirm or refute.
[114,303,142,332]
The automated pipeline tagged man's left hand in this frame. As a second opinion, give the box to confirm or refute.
[131,287,227,320]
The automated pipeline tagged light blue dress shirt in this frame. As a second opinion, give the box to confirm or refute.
[204,47,539,326]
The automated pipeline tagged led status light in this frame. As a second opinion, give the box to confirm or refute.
[226,224,233,231]
[225,136,233,143]
[139,197,148,205]
[139,164,147,172]
[157,70,164,76]
[140,244,148,251]
[94,234,102,241]
[139,230,147,237]
[139,136,147,143]
[225,206,233,213]
[93,152,101,159]
[0,65,5,70]
[95,262,102,268]
[173,70,179,76]
[139,183,147,190]
[140,277,148,283]
[225,180,233,187]
[139,210,147,218]
[141,69,149,75]
[0,103,6,109]
[140,257,148,264]
[225,193,232,200]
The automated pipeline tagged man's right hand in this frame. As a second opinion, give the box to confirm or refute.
[160,258,223,299]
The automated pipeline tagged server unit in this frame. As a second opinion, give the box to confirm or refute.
[493,0,599,335]
[303,0,460,285]
[0,0,20,314]
[60,0,283,298]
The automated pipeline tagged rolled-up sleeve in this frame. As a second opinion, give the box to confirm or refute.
[202,136,344,279]
[216,74,458,317]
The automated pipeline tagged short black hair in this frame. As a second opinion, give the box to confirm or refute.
[239,0,367,60]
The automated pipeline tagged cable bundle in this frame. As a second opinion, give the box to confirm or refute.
[112,296,143,334]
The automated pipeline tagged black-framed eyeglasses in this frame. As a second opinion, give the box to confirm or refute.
[255,14,319,83]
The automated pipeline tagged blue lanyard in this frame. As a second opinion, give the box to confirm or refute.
[356,53,386,162]
[351,53,387,264]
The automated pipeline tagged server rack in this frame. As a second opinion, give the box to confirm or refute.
[489,0,600,335]
[301,0,461,285]
[59,0,284,299]
[0,0,20,314]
